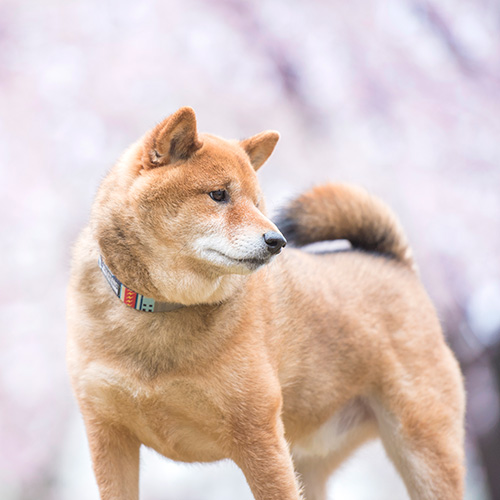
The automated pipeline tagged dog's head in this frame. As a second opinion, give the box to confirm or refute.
[94,107,285,304]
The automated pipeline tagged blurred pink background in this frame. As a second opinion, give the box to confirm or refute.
[1,0,499,499]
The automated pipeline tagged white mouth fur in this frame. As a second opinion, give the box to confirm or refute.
[192,224,278,273]
[206,248,272,270]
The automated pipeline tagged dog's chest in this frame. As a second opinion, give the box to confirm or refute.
[80,362,227,463]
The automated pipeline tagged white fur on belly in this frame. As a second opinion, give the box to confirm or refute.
[292,398,375,459]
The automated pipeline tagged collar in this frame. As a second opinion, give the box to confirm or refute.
[98,255,185,313]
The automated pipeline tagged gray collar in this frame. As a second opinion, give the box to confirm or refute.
[98,256,185,313]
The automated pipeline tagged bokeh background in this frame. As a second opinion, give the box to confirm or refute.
[1,0,500,499]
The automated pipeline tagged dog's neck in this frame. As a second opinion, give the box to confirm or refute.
[98,255,186,313]
[98,252,248,312]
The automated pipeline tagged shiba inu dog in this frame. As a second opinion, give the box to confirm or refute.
[67,107,465,500]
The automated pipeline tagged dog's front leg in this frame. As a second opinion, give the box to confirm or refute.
[231,411,302,500]
[83,415,141,500]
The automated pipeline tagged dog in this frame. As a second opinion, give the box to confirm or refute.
[67,107,465,500]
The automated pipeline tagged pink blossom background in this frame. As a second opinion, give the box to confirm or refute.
[1,0,499,499]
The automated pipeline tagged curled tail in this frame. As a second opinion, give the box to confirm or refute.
[276,183,415,270]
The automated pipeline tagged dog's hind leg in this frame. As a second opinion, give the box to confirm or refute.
[370,381,465,500]
[83,415,141,500]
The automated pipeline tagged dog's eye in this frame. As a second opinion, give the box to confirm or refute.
[209,190,228,203]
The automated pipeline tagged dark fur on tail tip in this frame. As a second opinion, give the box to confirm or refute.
[274,208,304,247]
[275,207,395,254]
[347,226,399,258]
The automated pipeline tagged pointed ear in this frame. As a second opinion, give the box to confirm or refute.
[240,131,280,171]
[142,107,203,169]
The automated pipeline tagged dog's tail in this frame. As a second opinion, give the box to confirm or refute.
[276,183,415,270]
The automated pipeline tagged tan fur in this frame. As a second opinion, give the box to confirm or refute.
[67,107,465,500]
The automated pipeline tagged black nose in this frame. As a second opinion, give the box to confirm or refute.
[263,231,287,255]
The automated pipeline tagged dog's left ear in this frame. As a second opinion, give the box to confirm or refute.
[142,107,203,169]
[240,131,280,171]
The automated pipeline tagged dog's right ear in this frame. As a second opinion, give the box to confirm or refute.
[142,107,203,169]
